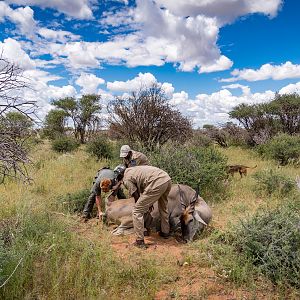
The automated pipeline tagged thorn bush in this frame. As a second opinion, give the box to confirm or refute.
[232,203,300,288]
[252,169,296,197]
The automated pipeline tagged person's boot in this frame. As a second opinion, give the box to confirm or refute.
[159,231,170,239]
[133,239,148,249]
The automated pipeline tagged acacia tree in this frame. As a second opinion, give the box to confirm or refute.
[108,84,192,150]
[229,103,280,145]
[268,93,300,134]
[0,57,36,182]
[51,94,102,143]
[229,94,300,145]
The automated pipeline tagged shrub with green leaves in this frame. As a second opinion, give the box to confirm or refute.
[51,137,80,153]
[149,145,228,202]
[232,204,300,288]
[186,131,213,148]
[257,134,300,165]
[86,136,113,160]
[56,189,90,213]
[252,169,296,197]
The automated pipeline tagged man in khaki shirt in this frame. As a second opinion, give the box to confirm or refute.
[119,145,149,167]
[116,165,172,248]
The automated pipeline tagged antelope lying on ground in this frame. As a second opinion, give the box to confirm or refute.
[105,184,212,242]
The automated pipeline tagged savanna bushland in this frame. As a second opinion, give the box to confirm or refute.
[1,59,300,299]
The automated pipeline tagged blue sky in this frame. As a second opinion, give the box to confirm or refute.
[0,0,299,127]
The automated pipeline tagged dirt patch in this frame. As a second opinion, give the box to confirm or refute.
[74,218,279,300]
[111,232,185,260]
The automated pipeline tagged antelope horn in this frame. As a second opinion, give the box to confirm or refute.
[193,211,207,226]
[189,183,200,211]
[178,184,186,209]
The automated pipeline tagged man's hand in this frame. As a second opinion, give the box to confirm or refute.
[97,210,105,220]
[112,180,122,192]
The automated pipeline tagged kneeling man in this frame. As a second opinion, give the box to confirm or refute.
[116,165,172,248]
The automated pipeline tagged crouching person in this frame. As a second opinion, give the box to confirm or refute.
[116,165,172,248]
[82,166,126,221]
[119,145,149,167]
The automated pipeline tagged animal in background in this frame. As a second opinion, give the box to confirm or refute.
[227,164,257,178]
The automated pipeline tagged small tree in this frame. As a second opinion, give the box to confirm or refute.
[52,94,102,143]
[43,109,68,139]
[108,84,192,150]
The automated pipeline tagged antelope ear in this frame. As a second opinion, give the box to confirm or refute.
[193,211,207,226]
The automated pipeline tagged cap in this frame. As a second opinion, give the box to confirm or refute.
[113,164,126,176]
[120,145,131,158]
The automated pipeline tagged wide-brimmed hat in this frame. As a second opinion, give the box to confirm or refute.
[120,145,131,158]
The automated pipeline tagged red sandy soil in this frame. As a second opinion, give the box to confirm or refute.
[75,218,279,300]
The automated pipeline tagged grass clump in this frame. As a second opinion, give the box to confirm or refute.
[51,136,80,153]
[0,205,175,299]
[252,169,296,197]
[149,144,228,202]
[256,133,300,166]
[56,188,90,213]
[86,136,113,160]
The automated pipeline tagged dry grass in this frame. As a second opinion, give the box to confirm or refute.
[0,142,299,299]
[213,146,299,229]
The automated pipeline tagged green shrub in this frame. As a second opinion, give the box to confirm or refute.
[149,144,228,202]
[252,170,296,197]
[51,137,80,153]
[56,189,90,213]
[232,204,300,288]
[86,136,113,160]
[187,132,213,148]
[257,134,300,165]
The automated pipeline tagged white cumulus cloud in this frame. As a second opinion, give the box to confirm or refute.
[0,2,36,37]
[155,0,282,24]
[107,72,157,92]
[106,72,174,97]
[38,28,80,43]
[0,38,35,70]
[75,73,105,94]
[5,0,94,19]
[221,61,300,82]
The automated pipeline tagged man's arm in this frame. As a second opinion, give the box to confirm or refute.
[95,194,103,219]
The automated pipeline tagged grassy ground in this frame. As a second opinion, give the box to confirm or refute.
[0,142,299,299]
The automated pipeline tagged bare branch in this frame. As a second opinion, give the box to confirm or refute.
[0,56,36,183]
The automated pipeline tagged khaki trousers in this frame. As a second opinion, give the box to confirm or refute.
[132,180,171,241]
